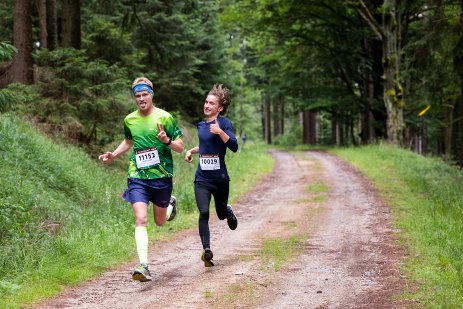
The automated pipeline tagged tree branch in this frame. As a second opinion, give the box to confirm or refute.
[357,0,385,40]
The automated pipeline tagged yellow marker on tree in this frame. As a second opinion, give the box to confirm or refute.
[418,104,431,117]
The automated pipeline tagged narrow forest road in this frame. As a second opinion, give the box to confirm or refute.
[34,150,407,309]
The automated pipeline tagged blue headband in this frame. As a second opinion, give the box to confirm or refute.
[132,83,154,95]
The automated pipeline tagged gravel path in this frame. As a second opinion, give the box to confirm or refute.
[34,150,406,309]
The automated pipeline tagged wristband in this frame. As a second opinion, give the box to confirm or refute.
[164,138,172,146]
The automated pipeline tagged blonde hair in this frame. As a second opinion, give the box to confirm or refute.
[208,84,231,115]
[132,77,153,89]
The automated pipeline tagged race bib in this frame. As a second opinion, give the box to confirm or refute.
[135,147,160,169]
[199,154,220,170]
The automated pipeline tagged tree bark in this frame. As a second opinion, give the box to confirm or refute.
[452,0,463,164]
[443,99,454,161]
[382,0,405,145]
[361,37,381,144]
[47,0,58,50]
[279,102,285,135]
[61,0,81,49]
[302,110,317,145]
[11,0,33,84]
[331,113,339,145]
[358,0,405,145]
[272,101,279,137]
[38,0,48,49]
[262,92,271,144]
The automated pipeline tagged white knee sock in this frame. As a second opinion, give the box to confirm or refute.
[135,226,148,265]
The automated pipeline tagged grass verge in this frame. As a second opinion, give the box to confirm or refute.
[332,144,463,307]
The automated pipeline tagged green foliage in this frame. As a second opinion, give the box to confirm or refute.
[226,86,263,139]
[1,83,41,116]
[400,2,461,154]
[0,88,15,112]
[29,48,131,147]
[0,41,17,111]
[273,120,302,147]
[220,0,368,145]
[99,0,229,119]
[82,16,143,72]
[333,144,463,306]
[0,41,16,62]
[0,1,13,42]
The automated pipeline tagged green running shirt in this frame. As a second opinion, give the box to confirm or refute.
[123,108,183,179]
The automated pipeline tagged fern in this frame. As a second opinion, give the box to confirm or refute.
[0,41,17,62]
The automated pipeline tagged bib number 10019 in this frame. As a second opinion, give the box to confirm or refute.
[199,154,220,170]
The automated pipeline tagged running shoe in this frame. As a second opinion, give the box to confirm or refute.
[166,195,177,221]
[201,249,214,267]
[226,204,238,230]
[132,263,152,282]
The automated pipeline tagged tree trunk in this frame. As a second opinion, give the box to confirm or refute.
[452,84,463,164]
[61,0,81,49]
[382,0,405,145]
[262,92,271,144]
[444,100,454,161]
[331,113,339,145]
[452,0,463,165]
[47,0,58,50]
[11,0,33,84]
[272,100,284,137]
[358,0,404,145]
[361,104,376,144]
[37,0,58,51]
[361,47,378,144]
[279,101,285,135]
[302,110,316,145]
[38,0,48,49]
[339,122,345,146]
[272,101,279,138]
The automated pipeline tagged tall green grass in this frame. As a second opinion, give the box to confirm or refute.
[0,114,273,308]
[332,144,463,307]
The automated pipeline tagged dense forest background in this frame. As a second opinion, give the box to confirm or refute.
[1,0,463,164]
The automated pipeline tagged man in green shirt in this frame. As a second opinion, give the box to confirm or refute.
[99,77,183,282]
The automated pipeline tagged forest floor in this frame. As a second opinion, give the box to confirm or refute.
[33,150,411,309]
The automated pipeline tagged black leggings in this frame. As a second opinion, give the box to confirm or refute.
[194,181,230,249]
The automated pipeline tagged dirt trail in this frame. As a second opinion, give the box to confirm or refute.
[34,150,406,309]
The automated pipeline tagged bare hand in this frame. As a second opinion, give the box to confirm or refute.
[98,152,114,164]
[209,119,222,135]
[157,123,169,144]
[184,150,193,163]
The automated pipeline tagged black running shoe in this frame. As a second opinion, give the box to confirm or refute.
[201,249,214,267]
[167,195,177,221]
[132,263,152,282]
[226,204,238,230]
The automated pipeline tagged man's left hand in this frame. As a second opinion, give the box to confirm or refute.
[157,123,169,144]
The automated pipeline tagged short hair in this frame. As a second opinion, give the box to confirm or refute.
[132,77,153,89]
[208,84,231,115]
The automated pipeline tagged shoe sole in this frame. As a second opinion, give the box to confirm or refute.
[132,272,152,282]
[227,205,238,230]
[201,252,214,267]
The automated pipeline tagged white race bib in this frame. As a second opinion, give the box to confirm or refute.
[135,147,160,169]
[199,154,220,170]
